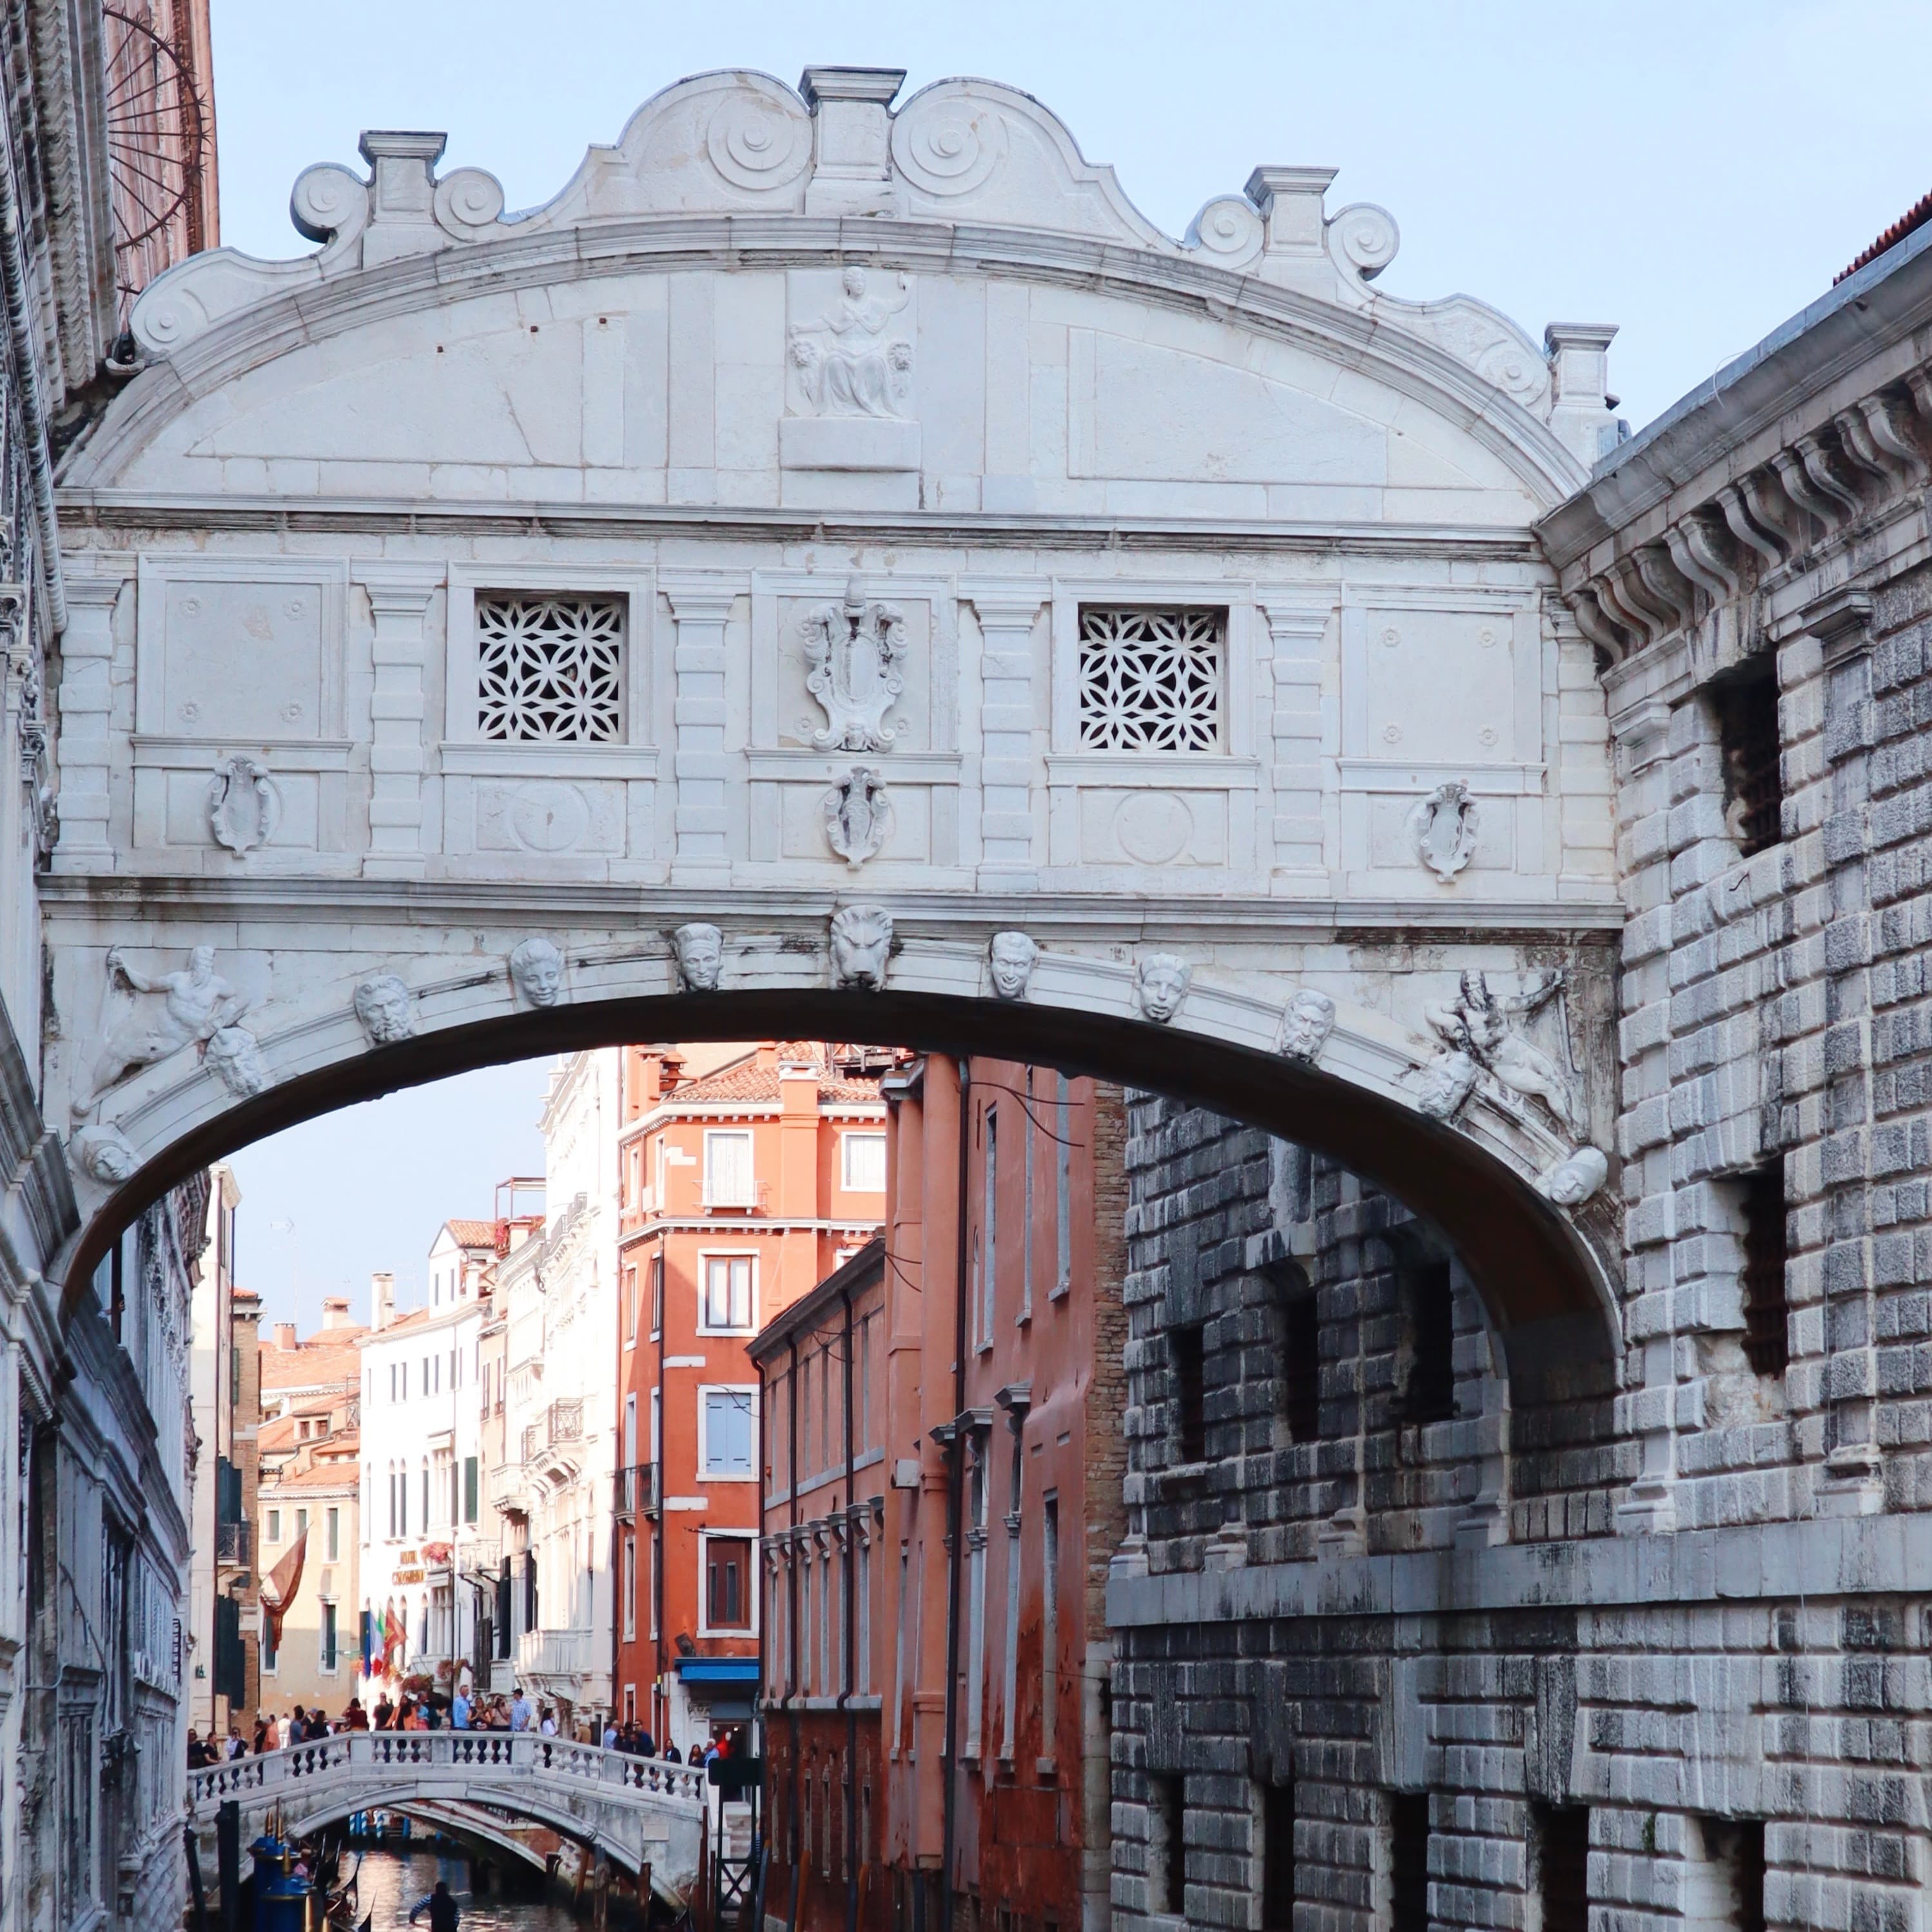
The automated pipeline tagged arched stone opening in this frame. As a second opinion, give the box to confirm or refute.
[61,982,1620,1398]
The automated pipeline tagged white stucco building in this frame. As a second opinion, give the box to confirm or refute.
[494,1051,621,1726]
[356,1230,492,1697]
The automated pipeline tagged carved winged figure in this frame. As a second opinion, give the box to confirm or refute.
[73,945,252,1118]
[801,579,906,752]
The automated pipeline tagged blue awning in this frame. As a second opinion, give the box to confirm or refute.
[673,1657,761,1684]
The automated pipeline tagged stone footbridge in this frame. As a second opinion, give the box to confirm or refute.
[188,1733,708,1902]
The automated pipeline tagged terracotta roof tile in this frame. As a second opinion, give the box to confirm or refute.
[667,1042,885,1107]
[443,1218,500,1249]
[259,1334,365,1391]
[1839,188,1932,284]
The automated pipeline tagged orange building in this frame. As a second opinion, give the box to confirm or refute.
[613,1042,890,1753]
[757,1056,1127,1932]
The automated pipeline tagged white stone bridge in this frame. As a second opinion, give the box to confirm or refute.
[187,1734,708,1902]
[41,65,1639,1401]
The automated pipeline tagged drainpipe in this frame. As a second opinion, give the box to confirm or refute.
[939,1059,971,1932]
[841,1280,857,1932]
[785,1330,803,1932]
[0,120,66,636]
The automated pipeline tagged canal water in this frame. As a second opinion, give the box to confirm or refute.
[353,1848,585,1932]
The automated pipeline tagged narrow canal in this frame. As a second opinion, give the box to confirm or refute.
[353,1848,585,1932]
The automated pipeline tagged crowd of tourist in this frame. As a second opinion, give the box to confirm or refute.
[188,1688,735,1766]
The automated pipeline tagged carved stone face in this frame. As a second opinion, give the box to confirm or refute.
[190,944,217,977]
[1279,988,1336,1062]
[1135,953,1191,1024]
[74,1126,138,1184]
[830,905,894,990]
[353,974,415,1044]
[988,931,1038,1000]
[670,922,724,993]
[843,266,866,300]
[1539,1145,1608,1207]
[204,1026,268,1098]
[509,937,565,1008]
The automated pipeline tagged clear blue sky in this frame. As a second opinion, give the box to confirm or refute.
[212,0,1927,1326]
[207,0,1932,431]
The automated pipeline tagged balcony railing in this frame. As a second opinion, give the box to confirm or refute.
[517,1626,589,1680]
[614,1463,658,1519]
[548,1398,583,1444]
[216,1521,252,1566]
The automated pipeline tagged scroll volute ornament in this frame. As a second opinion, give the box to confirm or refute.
[800,578,906,752]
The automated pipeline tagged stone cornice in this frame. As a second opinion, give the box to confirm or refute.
[1107,1510,1932,1626]
[55,487,1548,563]
[69,215,1586,504]
[36,870,1626,936]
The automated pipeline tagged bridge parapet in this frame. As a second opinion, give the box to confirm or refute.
[189,1733,708,1901]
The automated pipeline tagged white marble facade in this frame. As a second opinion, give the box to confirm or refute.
[46,67,1625,1309]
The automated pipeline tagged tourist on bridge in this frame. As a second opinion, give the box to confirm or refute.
[408,1881,460,1932]
[451,1686,471,1730]
[185,1730,208,1769]
[509,1687,532,1732]
[224,1725,246,1759]
[251,1715,270,1755]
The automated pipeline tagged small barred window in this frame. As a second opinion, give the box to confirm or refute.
[476,594,624,743]
[1076,606,1224,752]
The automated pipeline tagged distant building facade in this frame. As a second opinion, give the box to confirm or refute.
[496,1051,623,1726]
[757,1056,1126,1932]
[357,1246,489,1699]
[616,1042,888,1755]
[255,1298,363,1717]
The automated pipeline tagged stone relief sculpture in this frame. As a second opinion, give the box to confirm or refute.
[987,931,1039,1000]
[670,922,724,993]
[353,974,416,1046]
[788,269,913,418]
[1135,953,1191,1024]
[1407,1048,1482,1121]
[207,754,282,855]
[1407,780,1480,883]
[1278,988,1337,1063]
[72,1125,139,1186]
[830,904,894,990]
[204,1026,269,1100]
[799,578,906,752]
[1422,970,1580,1132]
[508,936,567,1008]
[824,766,893,867]
[1537,1145,1610,1207]
[73,945,253,1118]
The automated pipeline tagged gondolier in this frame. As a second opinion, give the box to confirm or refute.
[407,1881,459,1932]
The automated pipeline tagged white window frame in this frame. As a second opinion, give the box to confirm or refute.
[266,1508,281,1545]
[698,1249,759,1334]
[318,1599,340,1677]
[696,1383,760,1483]
[841,1130,887,1195]
[703,1129,757,1209]
[697,1529,760,1638]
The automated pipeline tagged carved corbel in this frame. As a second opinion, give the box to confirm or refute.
[1853,390,1929,487]
[1904,366,1932,431]
[1770,445,1846,530]
[1565,587,1630,663]
[1598,555,1674,647]
[1798,429,1867,518]
[1748,468,1815,558]
[1831,405,1898,488]
[1632,541,1699,632]
[1664,512,1741,601]
[1715,480,1788,566]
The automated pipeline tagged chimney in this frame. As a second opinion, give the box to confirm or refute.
[270,1322,297,1352]
[320,1295,351,1330]
[371,1271,395,1331]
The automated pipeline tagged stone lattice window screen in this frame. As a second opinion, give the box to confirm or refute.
[1075,606,1224,752]
[476,594,625,742]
